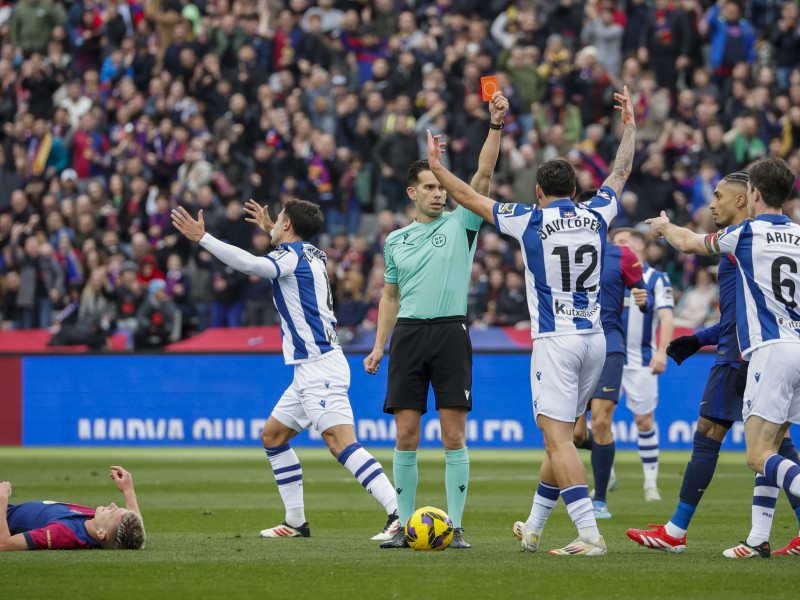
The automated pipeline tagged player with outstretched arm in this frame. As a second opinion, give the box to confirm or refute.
[646,157,800,556]
[425,85,637,555]
[172,199,400,541]
[628,171,800,557]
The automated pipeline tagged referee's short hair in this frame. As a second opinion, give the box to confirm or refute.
[284,199,324,241]
[537,158,576,199]
[407,159,431,187]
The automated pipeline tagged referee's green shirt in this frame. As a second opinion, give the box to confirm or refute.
[384,206,482,319]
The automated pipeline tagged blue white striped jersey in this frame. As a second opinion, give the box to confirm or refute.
[266,242,340,363]
[200,235,340,364]
[622,263,674,367]
[705,214,800,357]
[492,186,620,339]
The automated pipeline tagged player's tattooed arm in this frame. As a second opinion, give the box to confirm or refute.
[601,85,636,199]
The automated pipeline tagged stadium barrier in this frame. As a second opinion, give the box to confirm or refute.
[4,352,797,449]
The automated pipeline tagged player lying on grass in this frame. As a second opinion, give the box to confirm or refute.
[1,466,145,550]
[172,199,400,541]
[628,171,800,558]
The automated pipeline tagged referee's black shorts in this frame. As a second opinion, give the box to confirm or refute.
[383,316,473,415]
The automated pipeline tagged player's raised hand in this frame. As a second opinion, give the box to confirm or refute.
[426,129,447,167]
[364,348,384,375]
[489,91,509,123]
[0,481,11,500]
[244,198,274,234]
[109,466,134,493]
[171,206,206,242]
[614,85,634,126]
[645,211,671,239]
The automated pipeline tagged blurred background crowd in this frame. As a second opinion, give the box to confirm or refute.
[1,0,799,349]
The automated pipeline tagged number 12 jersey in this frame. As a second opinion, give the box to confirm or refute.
[492,186,620,339]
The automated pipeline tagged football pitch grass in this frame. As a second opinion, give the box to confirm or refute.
[1,447,798,599]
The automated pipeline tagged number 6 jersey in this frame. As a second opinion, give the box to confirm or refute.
[705,214,800,357]
[492,186,620,339]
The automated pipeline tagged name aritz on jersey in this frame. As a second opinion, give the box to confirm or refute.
[766,231,800,246]
[778,317,800,328]
[538,216,602,240]
[554,300,598,318]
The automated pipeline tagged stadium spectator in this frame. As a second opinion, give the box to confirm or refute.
[672,266,719,328]
[0,0,797,353]
[135,277,176,349]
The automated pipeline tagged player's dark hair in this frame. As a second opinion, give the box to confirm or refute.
[612,227,646,246]
[114,511,146,550]
[573,189,597,204]
[407,159,431,187]
[721,171,749,187]
[536,159,576,199]
[283,199,324,241]
[747,157,796,209]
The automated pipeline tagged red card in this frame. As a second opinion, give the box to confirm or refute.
[481,76,498,101]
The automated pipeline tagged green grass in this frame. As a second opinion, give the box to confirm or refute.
[1,447,798,599]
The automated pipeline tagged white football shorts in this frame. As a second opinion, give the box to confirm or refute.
[743,342,800,425]
[531,332,605,426]
[271,350,354,434]
[621,366,659,415]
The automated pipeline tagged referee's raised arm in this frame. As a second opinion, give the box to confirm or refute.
[469,91,509,197]
[426,130,496,223]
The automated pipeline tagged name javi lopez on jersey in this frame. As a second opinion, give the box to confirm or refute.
[537,216,602,240]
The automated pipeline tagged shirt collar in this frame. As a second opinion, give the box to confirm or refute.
[754,214,792,225]
[546,198,578,209]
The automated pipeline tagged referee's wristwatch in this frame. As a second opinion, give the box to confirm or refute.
[489,121,504,130]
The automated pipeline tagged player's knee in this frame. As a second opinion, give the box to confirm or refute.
[745,450,765,473]
[592,414,611,439]
[441,431,465,451]
[395,428,419,451]
[696,418,729,442]
[572,430,587,446]
[261,428,282,448]
[635,414,654,431]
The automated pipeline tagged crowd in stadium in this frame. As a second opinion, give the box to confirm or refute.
[0,0,799,349]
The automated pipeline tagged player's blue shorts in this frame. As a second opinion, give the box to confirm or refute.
[591,351,624,402]
[699,363,743,423]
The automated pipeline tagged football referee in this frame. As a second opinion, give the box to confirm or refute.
[364,92,509,549]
